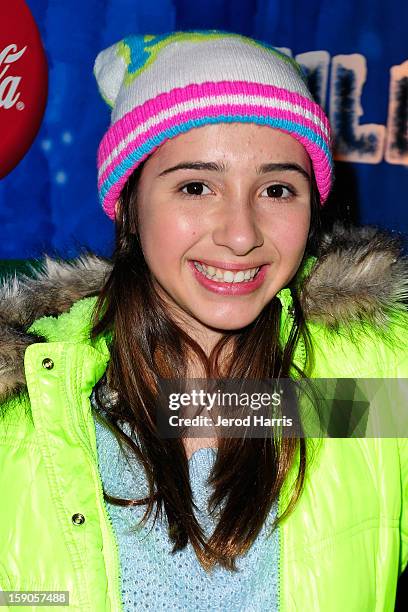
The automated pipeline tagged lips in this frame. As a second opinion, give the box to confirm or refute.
[188,260,269,296]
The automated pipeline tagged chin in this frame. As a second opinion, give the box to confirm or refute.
[199,311,260,332]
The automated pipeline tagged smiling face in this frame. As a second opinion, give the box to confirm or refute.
[132,123,312,349]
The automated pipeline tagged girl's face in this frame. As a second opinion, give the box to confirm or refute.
[134,123,311,347]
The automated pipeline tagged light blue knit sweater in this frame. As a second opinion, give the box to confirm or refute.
[91,394,279,612]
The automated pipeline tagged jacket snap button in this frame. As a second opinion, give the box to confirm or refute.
[72,513,85,525]
[42,358,54,370]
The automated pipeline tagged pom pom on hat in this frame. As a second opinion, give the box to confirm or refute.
[94,30,333,220]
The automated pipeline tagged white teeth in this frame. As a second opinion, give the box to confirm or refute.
[193,262,260,283]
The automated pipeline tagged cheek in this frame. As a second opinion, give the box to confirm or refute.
[268,207,310,260]
[138,206,197,270]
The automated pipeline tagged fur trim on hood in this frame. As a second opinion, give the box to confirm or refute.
[0,222,407,402]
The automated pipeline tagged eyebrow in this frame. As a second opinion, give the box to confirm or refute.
[157,160,311,183]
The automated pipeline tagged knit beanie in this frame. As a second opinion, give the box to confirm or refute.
[94,30,333,220]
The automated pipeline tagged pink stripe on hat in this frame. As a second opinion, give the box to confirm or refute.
[98,101,329,189]
[97,80,330,172]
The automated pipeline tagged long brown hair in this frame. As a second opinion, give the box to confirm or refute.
[91,159,321,571]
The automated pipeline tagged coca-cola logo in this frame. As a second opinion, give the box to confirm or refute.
[0,44,27,109]
[0,0,48,179]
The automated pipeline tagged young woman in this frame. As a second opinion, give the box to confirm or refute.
[0,30,407,611]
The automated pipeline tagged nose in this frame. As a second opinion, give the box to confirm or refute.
[211,198,264,255]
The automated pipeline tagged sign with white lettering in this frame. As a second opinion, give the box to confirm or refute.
[0,0,48,178]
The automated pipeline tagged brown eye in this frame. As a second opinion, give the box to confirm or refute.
[180,182,211,196]
[263,184,294,199]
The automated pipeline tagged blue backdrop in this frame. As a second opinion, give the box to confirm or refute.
[0,0,407,260]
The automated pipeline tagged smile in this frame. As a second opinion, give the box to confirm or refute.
[189,260,269,295]
[193,261,260,283]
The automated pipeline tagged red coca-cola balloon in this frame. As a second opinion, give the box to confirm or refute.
[0,0,48,179]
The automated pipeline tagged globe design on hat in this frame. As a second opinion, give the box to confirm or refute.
[95,30,333,220]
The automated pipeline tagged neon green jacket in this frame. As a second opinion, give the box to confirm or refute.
[0,226,407,611]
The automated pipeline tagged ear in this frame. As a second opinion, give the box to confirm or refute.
[114,199,120,220]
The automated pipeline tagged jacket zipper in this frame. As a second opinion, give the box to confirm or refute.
[277,492,282,612]
[93,463,124,612]
[96,469,123,611]
[86,407,124,612]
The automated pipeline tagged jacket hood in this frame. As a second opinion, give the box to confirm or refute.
[0,222,407,402]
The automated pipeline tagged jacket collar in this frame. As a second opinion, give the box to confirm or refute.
[0,222,407,402]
